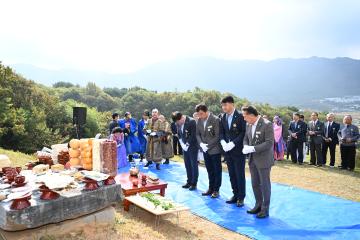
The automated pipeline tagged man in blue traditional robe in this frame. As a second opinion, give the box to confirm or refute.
[138,110,150,162]
[119,112,140,162]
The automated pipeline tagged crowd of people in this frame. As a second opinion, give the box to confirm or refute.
[283,112,359,171]
[108,96,359,218]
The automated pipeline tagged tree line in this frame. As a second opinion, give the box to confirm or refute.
[1,62,324,154]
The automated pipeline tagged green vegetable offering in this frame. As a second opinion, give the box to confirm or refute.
[140,192,175,210]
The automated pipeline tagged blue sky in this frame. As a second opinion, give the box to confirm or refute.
[1,0,359,73]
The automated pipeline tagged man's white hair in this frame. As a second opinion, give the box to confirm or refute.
[327,112,335,118]
[152,108,159,113]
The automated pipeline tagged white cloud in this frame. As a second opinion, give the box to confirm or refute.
[0,0,359,73]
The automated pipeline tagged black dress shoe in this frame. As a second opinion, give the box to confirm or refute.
[211,191,219,198]
[247,207,261,214]
[156,163,161,170]
[226,196,237,204]
[256,211,269,218]
[163,159,170,164]
[182,183,191,188]
[189,185,197,191]
[309,163,315,166]
[144,161,152,167]
[236,199,244,207]
[202,189,213,196]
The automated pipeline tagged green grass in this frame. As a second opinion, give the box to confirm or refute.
[0,148,36,167]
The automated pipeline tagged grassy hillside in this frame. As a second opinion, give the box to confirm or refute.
[0,148,36,166]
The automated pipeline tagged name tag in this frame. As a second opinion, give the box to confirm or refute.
[256,131,261,134]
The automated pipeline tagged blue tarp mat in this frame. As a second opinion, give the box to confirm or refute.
[118,161,360,240]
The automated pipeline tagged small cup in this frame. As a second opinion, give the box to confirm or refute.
[2,167,12,173]
[15,175,25,184]
[15,167,22,174]
[6,172,15,182]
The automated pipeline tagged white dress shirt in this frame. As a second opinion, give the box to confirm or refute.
[251,116,261,138]
[227,109,235,129]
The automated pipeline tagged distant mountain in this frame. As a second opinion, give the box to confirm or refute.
[11,57,360,111]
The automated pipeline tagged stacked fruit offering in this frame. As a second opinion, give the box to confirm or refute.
[69,139,93,170]
[69,139,81,167]
[81,139,93,170]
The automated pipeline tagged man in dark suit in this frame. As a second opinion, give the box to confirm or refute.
[109,113,119,135]
[171,121,182,155]
[322,113,340,167]
[242,106,274,218]
[195,104,222,198]
[219,96,247,207]
[288,113,307,165]
[299,115,309,157]
[308,112,325,166]
[172,111,199,191]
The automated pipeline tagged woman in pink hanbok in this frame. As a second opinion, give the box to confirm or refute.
[273,116,286,160]
[110,127,128,168]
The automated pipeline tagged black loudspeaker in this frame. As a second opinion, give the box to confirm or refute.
[73,107,87,125]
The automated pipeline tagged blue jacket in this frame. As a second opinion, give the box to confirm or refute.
[118,118,140,153]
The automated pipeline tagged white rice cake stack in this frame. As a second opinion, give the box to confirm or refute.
[92,139,105,172]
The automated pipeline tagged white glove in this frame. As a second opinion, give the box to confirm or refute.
[242,146,250,154]
[150,132,156,136]
[242,145,256,154]
[223,144,231,152]
[200,143,208,152]
[146,129,152,134]
[227,141,235,151]
[249,146,255,153]
[183,144,189,152]
[221,140,227,150]
[179,140,188,152]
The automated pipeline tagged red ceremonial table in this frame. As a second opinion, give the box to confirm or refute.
[115,173,168,211]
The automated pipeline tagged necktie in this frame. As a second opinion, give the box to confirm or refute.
[327,123,331,137]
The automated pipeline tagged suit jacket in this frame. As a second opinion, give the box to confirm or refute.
[308,120,324,145]
[243,117,274,169]
[109,120,119,134]
[196,113,221,155]
[219,109,247,156]
[178,116,198,153]
[288,120,307,143]
[323,121,340,144]
[337,124,360,146]
[171,122,178,136]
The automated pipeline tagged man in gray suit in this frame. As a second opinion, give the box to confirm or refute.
[308,112,325,167]
[195,104,222,198]
[242,106,274,218]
